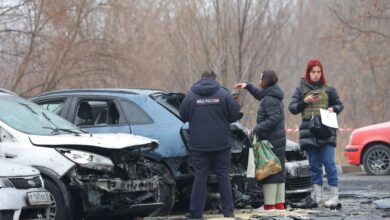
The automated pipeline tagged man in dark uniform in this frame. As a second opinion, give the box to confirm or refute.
[179,70,241,219]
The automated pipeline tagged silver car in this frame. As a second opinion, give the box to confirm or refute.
[0,159,51,220]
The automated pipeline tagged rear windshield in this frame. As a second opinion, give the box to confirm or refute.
[150,92,185,120]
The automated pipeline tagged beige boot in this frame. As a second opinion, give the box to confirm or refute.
[312,184,324,207]
[324,186,340,208]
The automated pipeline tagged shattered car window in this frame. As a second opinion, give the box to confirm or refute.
[150,92,185,119]
[0,96,83,135]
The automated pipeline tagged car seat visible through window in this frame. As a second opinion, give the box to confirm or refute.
[76,102,93,126]
[108,104,119,124]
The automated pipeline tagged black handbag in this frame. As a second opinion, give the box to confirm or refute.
[309,115,331,139]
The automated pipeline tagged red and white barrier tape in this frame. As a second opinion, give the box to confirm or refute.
[286,128,354,133]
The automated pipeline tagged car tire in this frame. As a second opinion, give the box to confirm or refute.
[44,178,68,220]
[148,163,176,216]
[363,144,390,175]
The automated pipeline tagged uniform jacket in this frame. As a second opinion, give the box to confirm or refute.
[179,79,241,152]
[288,78,344,150]
[246,83,286,184]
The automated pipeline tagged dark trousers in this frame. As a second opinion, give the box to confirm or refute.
[189,148,234,218]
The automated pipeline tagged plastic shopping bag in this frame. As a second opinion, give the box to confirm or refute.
[246,147,255,178]
[252,135,282,181]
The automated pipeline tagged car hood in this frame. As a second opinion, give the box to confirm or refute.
[29,133,159,151]
[354,121,390,134]
[0,159,40,177]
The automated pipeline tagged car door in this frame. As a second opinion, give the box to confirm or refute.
[120,95,188,158]
[68,96,131,134]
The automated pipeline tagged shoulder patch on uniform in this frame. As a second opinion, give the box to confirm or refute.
[196,98,220,105]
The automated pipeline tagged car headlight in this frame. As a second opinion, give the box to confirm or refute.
[57,148,114,170]
[0,178,13,188]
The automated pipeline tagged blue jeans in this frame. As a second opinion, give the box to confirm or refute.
[305,144,338,187]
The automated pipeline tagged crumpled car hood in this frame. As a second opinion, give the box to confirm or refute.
[29,133,158,150]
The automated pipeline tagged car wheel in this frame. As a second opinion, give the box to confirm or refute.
[44,179,68,220]
[148,163,176,216]
[363,144,390,175]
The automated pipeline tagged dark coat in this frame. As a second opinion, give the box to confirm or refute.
[288,78,344,150]
[246,83,286,184]
[179,79,241,152]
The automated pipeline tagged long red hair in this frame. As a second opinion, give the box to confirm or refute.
[304,59,327,85]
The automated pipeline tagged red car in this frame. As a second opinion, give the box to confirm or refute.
[345,121,390,175]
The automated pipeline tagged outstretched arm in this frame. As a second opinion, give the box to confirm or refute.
[234,82,263,101]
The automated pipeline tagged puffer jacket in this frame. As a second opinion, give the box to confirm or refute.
[179,79,241,152]
[246,83,286,184]
[288,78,343,150]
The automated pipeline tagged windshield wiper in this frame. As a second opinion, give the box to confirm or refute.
[42,126,81,135]
[41,112,81,136]
[19,103,38,114]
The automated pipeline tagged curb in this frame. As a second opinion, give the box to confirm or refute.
[337,165,363,174]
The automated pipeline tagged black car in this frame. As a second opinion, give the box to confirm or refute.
[32,88,312,211]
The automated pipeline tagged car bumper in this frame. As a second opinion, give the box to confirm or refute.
[285,160,313,195]
[345,144,364,165]
[286,186,312,194]
[0,188,50,220]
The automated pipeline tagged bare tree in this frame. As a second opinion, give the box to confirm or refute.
[324,0,390,125]
[1,0,389,165]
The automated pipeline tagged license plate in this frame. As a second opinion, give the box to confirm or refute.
[297,167,311,177]
[27,191,51,205]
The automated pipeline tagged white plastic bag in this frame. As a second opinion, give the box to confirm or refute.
[246,147,255,178]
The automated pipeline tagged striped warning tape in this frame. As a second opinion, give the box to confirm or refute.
[286,128,354,132]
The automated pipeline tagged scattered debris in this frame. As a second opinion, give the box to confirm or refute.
[287,197,317,209]
[374,198,390,209]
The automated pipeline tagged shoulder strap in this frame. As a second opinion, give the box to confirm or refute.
[302,85,310,96]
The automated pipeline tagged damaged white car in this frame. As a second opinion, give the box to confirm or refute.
[0,159,51,220]
[0,90,171,220]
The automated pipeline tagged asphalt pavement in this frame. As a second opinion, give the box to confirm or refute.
[146,172,390,220]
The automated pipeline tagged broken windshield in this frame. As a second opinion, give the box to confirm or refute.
[0,96,83,135]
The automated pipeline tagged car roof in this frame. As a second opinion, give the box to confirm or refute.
[36,88,169,97]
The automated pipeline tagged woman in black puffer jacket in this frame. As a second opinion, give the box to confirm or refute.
[289,59,343,208]
[234,70,286,211]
